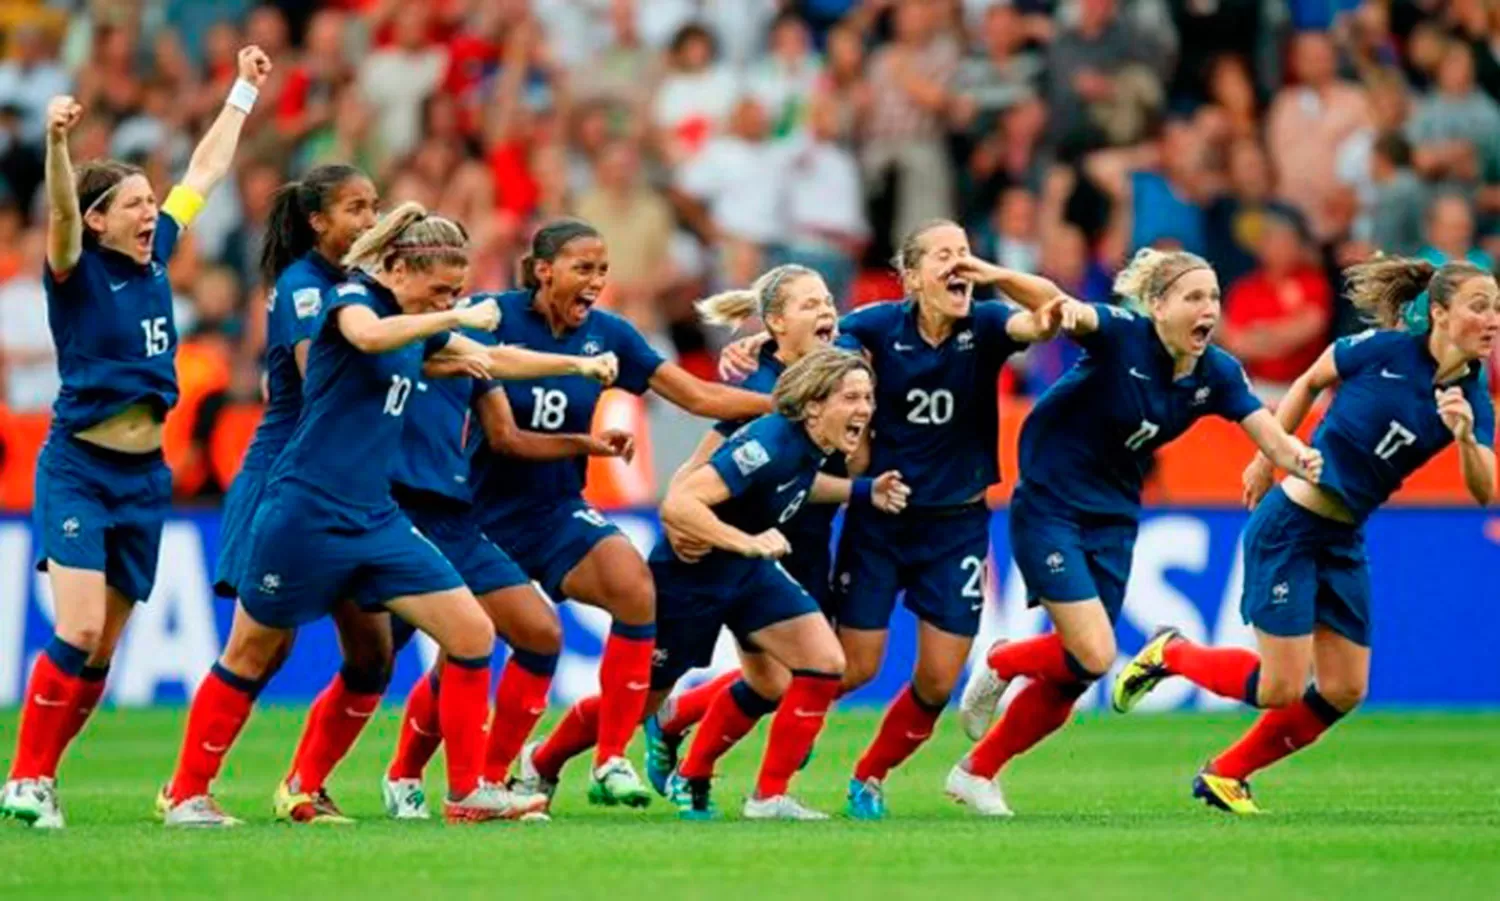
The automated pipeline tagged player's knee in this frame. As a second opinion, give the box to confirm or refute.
[804,644,846,679]
[1066,635,1117,678]
[744,663,791,700]
[56,622,104,654]
[1255,676,1304,709]
[443,628,495,662]
[609,577,655,626]
[840,652,880,692]
[511,613,563,656]
[220,629,289,680]
[1315,679,1367,713]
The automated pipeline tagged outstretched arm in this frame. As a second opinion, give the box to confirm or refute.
[179,46,273,199]
[650,362,775,422]
[43,96,83,276]
[1242,346,1340,506]
[474,386,631,462]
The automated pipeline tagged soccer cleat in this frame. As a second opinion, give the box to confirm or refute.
[382,778,431,821]
[444,780,550,824]
[274,779,355,825]
[958,640,1011,741]
[163,793,244,828]
[643,714,684,797]
[154,784,173,821]
[845,776,886,821]
[945,762,1014,817]
[666,770,717,821]
[1193,769,1263,815]
[743,794,830,821]
[587,756,652,808]
[1,777,64,829]
[510,741,557,806]
[1112,626,1181,713]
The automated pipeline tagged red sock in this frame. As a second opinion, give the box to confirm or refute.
[63,672,109,751]
[755,673,840,797]
[388,672,442,781]
[483,658,554,783]
[288,673,382,792]
[678,680,774,780]
[533,696,601,781]
[9,651,85,780]
[595,628,654,765]
[988,634,1091,683]
[965,678,1081,778]
[1212,692,1343,780]
[852,685,944,783]
[660,669,742,736]
[1164,639,1261,704]
[439,658,491,798]
[169,666,257,802]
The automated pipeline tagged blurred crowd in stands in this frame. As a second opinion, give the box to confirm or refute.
[0,0,1498,501]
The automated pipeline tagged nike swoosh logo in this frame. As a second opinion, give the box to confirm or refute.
[777,479,800,492]
[1129,367,1150,380]
[893,342,914,351]
[903,730,933,741]
[626,681,650,691]
[792,708,825,718]
[525,707,546,716]
[109,281,129,292]
[1380,369,1404,380]
[32,694,67,707]
[408,719,437,738]
[344,707,376,719]
[202,742,229,754]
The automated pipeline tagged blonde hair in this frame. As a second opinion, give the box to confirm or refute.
[1343,255,1489,329]
[697,264,819,329]
[342,202,468,273]
[1112,247,1212,310]
[772,347,871,421]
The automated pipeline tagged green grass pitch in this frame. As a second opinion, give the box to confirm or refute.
[2,707,1498,899]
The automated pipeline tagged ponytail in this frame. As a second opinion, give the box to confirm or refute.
[259,164,368,284]
[697,264,818,329]
[1344,255,1486,329]
[342,201,468,274]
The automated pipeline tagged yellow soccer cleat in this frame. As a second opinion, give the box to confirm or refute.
[1192,769,1263,815]
[154,784,172,820]
[1112,626,1181,713]
[273,779,355,825]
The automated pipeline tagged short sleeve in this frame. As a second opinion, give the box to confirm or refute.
[837,305,887,352]
[1210,351,1264,422]
[973,300,1025,356]
[42,252,96,303]
[1331,328,1394,379]
[422,331,453,360]
[1470,380,1495,449]
[707,421,775,499]
[321,281,375,339]
[273,271,327,347]
[1074,302,1138,354]
[604,314,666,395]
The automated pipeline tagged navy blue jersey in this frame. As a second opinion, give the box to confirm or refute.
[240,251,344,474]
[266,272,452,529]
[471,290,665,519]
[1018,304,1263,519]
[836,299,1025,508]
[1315,329,1495,523]
[389,325,497,505]
[649,413,828,584]
[44,212,185,433]
[712,340,844,553]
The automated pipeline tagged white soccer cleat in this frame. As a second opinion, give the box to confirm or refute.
[510,741,557,805]
[1,777,65,829]
[445,780,551,824]
[742,794,830,821]
[382,778,431,821]
[163,793,244,828]
[945,763,1014,817]
[959,640,1011,741]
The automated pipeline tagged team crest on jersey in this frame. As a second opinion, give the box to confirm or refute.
[733,439,770,476]
[1046,551,1065,574]
[582,339,603,356]
[293,287,322,320]
[61,516,81,538]
[1192,385,1212,406]
[260,572,282,594]
[956,330,974,351]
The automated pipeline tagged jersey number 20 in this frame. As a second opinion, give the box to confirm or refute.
[907,388,954,425]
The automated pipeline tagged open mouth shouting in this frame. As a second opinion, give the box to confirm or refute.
[814,318,837,343]
[1188,318,1216,352]
[841,415,867,453]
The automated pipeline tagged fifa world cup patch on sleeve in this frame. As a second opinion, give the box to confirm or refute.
[337,283,369,296]
[293,288,323,319]
[733,439,770,476]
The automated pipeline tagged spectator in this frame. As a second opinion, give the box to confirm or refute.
[745,12,823,138]
[277,9,354,145]
[1044,0,1169,158]
[1220,213,1333,399]
[0,230,54,413]
[296,84,388,177]
[1417,192,1495,269]
[962,96,1049,227]
[814,21,870,143]
[359,5,448,160]
[979,186,1041,275]
[1407,45,1500,204]
[1088,117,1212,263]
[1265,31,1371,241]
[1203,139,1307,287]
[1193,55,1261,148]
[1362,132,1428,258]
[571,0,656,109]
[773,92,869,307]
[0,23,71,145]
[1334,69,1412,231]
[653,23,742,166]
[573,140,675,332]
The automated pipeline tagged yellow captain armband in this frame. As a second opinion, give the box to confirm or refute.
[162,185,206,226]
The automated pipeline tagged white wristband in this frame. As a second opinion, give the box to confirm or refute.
[226,78,258,114]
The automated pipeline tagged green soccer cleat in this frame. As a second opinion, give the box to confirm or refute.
[643,714,683,797]
[1112,626,1181,713]
[666,770,717,821]
[588,757,652,808]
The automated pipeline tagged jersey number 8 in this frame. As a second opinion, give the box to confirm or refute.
[531,388,569,430]
[907,388,954,425]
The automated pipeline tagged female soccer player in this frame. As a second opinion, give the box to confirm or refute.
[481,219,773,808]
[158,205,616,827]
[653,348,909,820]
[642,265,844,796]
[718,220,1068,820]
[1112,256,1495,814]
[949,248,1323,817]
[376,334,629,820]
[1,47,271,829]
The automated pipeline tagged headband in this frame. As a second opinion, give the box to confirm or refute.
[82,181,123,218]
[1156,264,1211,297]
[759,268,798,318]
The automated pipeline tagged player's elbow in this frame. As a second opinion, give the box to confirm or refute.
[659,490,691,532]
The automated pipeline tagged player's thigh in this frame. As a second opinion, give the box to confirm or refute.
[1314,537,1373,653]
[750,612,845,675]
[1312,624,1370,713]
[837,626,888,692]
[330,598,394,686]
[44,563,111,652]
[220,600,298,682]
[385,586,493,661]
[237,500,358,629]
[1251,629,1315,709]
[477,583,562,655]
[560,534,655,625]
[740,566,842,675]
[84,587,137,668]
[911,618,974,703]
[650,613,721,693]
[1040,598,1117,677]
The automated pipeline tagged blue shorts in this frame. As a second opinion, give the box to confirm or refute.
[214,464,271,598]
[833,503,991,638]
[33,435,172,603]
[237,489,464,629]
[649,556,820,691]
[1240,485,1371,646]
[482,498,621,601]
[780,523,834,613]
[397,491,529,598]
[1009,484,1137,623]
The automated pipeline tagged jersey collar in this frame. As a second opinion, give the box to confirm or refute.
[1147,324,1207,386]
[759,340,787,376]
[304,250,345,282]
[902,298,971,348]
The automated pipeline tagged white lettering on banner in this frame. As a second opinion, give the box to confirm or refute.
[1120,516,1211,713]
[0,524,30,705]
[113,524,220,705]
